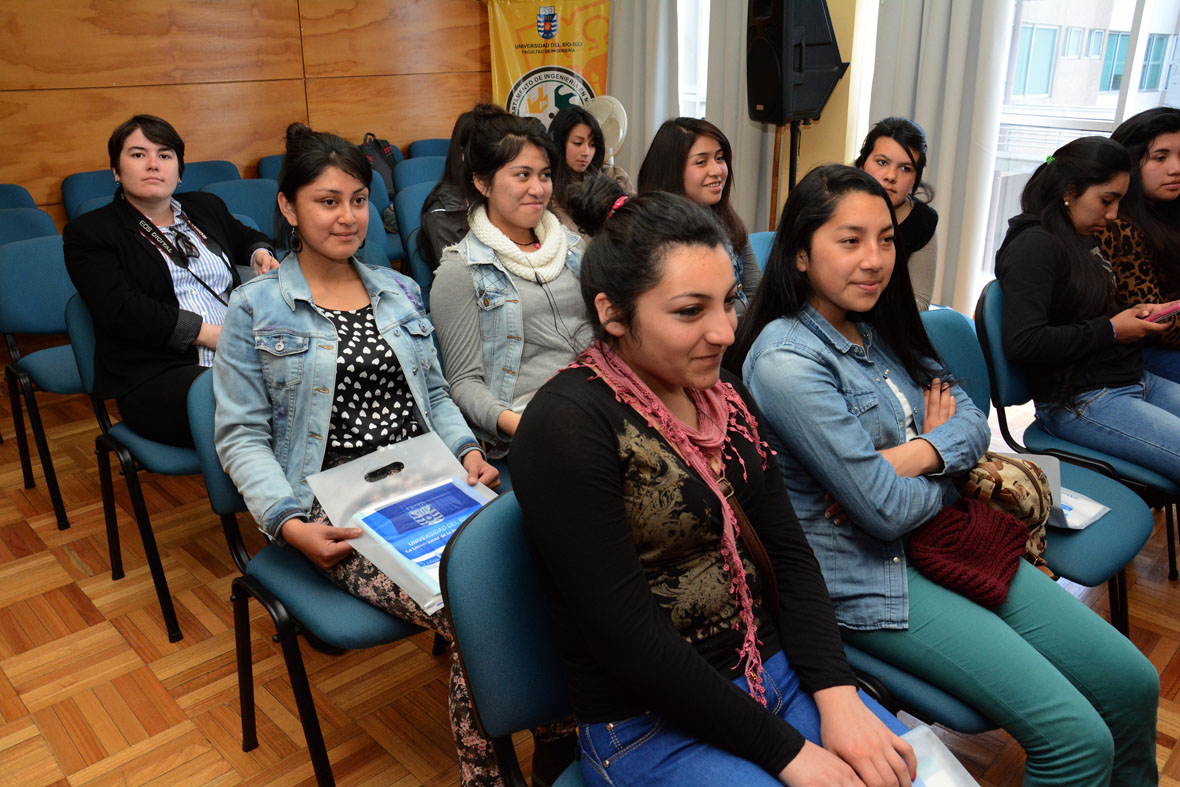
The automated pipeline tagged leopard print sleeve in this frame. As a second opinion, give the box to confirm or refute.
[1102,218,1180,348]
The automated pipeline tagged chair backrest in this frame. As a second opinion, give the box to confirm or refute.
[749,231,774,272]
[393,156,445,192]
[65,294,97,395]
[62,169,117,220]
[0,208,58,245]
[408,138,449,158]
[0,236,75,335]
[257,154,285,181]
[358,202,390,267]
[918,308,991,415]
[187,370,248,517]
[177,160,241,193]
[76,194,114,217]
[232,213,261,232]
[394,181,434,246]
[974,280,1033,407]
[201,179,280,242]
[369,169,391,215]
[0,184,35,209]
[441,492,572,740]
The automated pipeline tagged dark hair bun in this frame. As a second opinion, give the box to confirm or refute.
[567,174,626,236]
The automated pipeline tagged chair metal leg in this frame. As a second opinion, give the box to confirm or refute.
[109,439,182,642]
[1107,570,1130,637]
[231,580,258,751]
[17,374,69,529]
[95,440,123,580]
[235,575,336,785]
[1166,504,1177,582]
[7,372,34,489]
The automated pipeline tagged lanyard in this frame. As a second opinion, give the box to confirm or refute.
[129,199,232,306]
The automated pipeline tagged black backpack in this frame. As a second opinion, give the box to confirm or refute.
[360,132,402,197]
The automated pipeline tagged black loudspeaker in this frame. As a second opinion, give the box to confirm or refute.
[747,0,849,125]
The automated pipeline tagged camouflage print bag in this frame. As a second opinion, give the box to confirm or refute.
[957,452,1051,568]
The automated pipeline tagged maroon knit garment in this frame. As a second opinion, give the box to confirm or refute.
[908,497,1030,608]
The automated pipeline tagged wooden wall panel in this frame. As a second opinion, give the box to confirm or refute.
[0,1,303,91]
[300,0,490,78]
[0,81,307,206]
[306,72,493,152]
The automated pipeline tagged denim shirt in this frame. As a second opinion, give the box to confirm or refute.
[213,255,481,541]
[742,305,989,629]
[442,225,583,438]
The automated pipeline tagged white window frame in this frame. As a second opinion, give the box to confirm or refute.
[1086,28,1105,58]
[1013,24,1059,97]
[1063,27,1084,58]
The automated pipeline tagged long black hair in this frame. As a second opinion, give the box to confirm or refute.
[417,109,478,263]
[580,191,728,345]
[727,164,939,385]
[637,117,748,254]
[566,173,626,237]
[854,116,933,203]
[1021,136,1131,324]
[548,106,606,209]
[1111,107,1180,290]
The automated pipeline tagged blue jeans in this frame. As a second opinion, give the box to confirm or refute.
[1142,344,1180,385]
[1035,370,1180,485]
[576,650,908,786]
[845,563,1159,787]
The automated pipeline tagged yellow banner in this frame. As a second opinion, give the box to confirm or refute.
[489,0,610,126]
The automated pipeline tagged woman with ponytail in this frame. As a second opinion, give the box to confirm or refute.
[431,104,590,458]
[996,135,1180,484]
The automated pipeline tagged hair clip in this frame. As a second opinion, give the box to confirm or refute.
[606,195,628,220]
[1045,155,1055,164]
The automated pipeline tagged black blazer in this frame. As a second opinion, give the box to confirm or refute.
[63,190,272,399]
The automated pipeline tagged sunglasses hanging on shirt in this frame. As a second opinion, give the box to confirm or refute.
[134,214,231,306]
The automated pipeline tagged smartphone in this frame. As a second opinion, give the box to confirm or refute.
[1149,301,1180,323]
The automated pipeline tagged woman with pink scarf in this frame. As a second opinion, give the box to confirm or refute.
[510,192,914,787]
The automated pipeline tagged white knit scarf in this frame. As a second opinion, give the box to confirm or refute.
[468,205,569,283]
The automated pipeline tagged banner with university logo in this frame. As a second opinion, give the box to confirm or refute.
[488,0,610,127]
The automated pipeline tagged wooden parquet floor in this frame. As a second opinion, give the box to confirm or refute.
[0,335,1179,786]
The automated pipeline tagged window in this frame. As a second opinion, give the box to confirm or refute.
[1139,33,1169,91]
[1063,27,1083,58]
[1086,29,1105,58]
[1100,32,1130,91]
[677,0,710,117]
[1013,24,1059,96]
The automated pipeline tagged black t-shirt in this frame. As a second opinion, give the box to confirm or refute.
[995,213,1143,404]
[510,366,854,776]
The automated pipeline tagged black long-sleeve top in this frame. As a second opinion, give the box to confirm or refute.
[509,367,855,777]
[994,212,1143,404]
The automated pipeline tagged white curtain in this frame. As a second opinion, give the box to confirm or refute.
[606,0,681,180]
[871,0,1015,312]
[705,0,774,235]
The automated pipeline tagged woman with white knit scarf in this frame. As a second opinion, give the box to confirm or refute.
[432,105,589,462]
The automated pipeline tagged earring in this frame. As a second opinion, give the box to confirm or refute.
[287,227,303,253]
[1064,200,1070,206]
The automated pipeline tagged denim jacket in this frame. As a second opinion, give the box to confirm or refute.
[213,255,481,541]
[441,225,583,442]
[742,305,989,629]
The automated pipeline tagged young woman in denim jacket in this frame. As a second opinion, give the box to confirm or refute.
[212,124,522,786]
[431,105,589,457]
[730,165,1158,786]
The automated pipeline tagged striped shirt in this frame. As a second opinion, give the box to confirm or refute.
[156,199,233,367]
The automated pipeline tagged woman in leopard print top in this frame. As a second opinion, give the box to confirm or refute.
[1097,107,1180,383]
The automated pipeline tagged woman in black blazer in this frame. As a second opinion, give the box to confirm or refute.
[64,115,278,447]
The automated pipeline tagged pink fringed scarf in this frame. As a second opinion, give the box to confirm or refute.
[573,340,772,704]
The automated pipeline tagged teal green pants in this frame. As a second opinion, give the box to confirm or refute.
[844,563,1158,786]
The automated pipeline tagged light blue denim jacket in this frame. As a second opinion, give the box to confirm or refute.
[438,226,583,443]
[742,305,989,629]
[212,255,481,541]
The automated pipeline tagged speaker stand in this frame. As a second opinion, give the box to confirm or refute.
[768,120,804,232]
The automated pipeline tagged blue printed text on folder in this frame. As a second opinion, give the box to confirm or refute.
[357,482,482,569]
